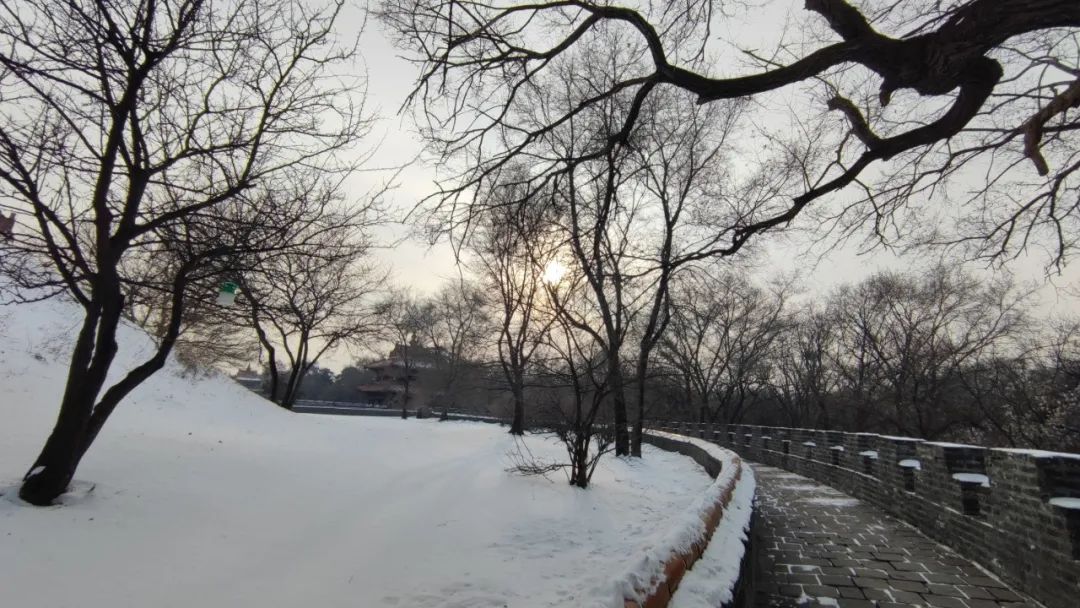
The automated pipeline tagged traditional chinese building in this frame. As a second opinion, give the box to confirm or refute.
[231,365,263,392]
[357,344,443,407]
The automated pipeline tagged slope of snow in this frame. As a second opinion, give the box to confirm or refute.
[0,295,712,608]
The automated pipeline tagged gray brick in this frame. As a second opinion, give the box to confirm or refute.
[853,577,889,589]
[838,587,865,599]
[921,596,969,608]
[830,558,862,567]
[964,576,1007,589]
[890,580,929,593]
[926,584,966,597]
[958,586,994,600]
[777,584,803,597]
[804,585,839,598]
[890,590,926,603]
[851,568,889,579]
[862,588,893,601]
[925,573,966,585]
[989,589,1023,602]
[889,571,928,582]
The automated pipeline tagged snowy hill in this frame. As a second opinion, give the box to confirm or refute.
[0,295,712,608]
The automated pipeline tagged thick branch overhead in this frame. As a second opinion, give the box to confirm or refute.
[381,0,1080,264]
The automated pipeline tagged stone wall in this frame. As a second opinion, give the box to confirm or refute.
[653,422,1080,608]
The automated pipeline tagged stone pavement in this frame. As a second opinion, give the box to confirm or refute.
[753,465,1039,608]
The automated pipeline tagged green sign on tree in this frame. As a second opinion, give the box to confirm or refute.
[217,281,238,306]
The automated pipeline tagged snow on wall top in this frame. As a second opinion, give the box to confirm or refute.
[992,447,1080,461]
[926,441,983,450]
[952,473,990,487]
[1049,497,1080,510]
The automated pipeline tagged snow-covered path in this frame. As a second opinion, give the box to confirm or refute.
[0,296,712,608]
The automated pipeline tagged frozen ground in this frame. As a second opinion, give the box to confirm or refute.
[0,296,712,608]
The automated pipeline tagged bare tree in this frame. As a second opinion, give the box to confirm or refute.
[770,307,843,428]
[623,89,755,455]
[521,61,760,456]
[122,248,259,374]
[524,273,614,488]
[424,279,491,414]
[657,269,790,425]
[241,199,385,410]
[386,14,801,455]
[468,175,559,434]
[380,0,1080,273]
[0,0,373,505]
[827,267,1029,438]
[959,319,1080,450]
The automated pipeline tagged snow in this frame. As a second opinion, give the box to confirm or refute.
[994,447,1080,461]
[881,435,923,442]
[952,473,991,487]
[898,459,922,470]
[617,429,751,604]
[802,441,817,447]
[829,445,845,451]
[801,497,860,507]
[668,461,756,608]
[858,450,879,459]
[1048,497,1080,510]
[0,294,715,608]
[926,441,982,450]
[633,432,755,608]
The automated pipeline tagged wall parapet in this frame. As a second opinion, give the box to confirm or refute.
[654,422,1080,608]
[618,432,757,608]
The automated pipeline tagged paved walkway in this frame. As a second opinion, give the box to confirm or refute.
[753,465,1037,608]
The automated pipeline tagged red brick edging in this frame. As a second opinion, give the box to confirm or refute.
[623,452,745,608]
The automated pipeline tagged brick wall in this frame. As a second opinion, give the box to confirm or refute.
[653,422,1080,608]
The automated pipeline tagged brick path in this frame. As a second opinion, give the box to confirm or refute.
[753,465,1038,608]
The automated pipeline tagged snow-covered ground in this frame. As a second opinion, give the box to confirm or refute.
[0,296,712,608]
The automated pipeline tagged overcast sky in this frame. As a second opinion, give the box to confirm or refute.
[314,0,1080,370]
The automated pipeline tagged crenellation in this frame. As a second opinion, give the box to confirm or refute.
[676,422,1080,608]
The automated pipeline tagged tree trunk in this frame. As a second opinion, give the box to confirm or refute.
[570,437,589,488]
[630,370,646,457]
[608,355,630,456]
[20,297,121,506]
[19,390,96,506]
[508,378,525,435]
[265,352,281,403]
[281,339,310,409]
[280,364,306,410]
